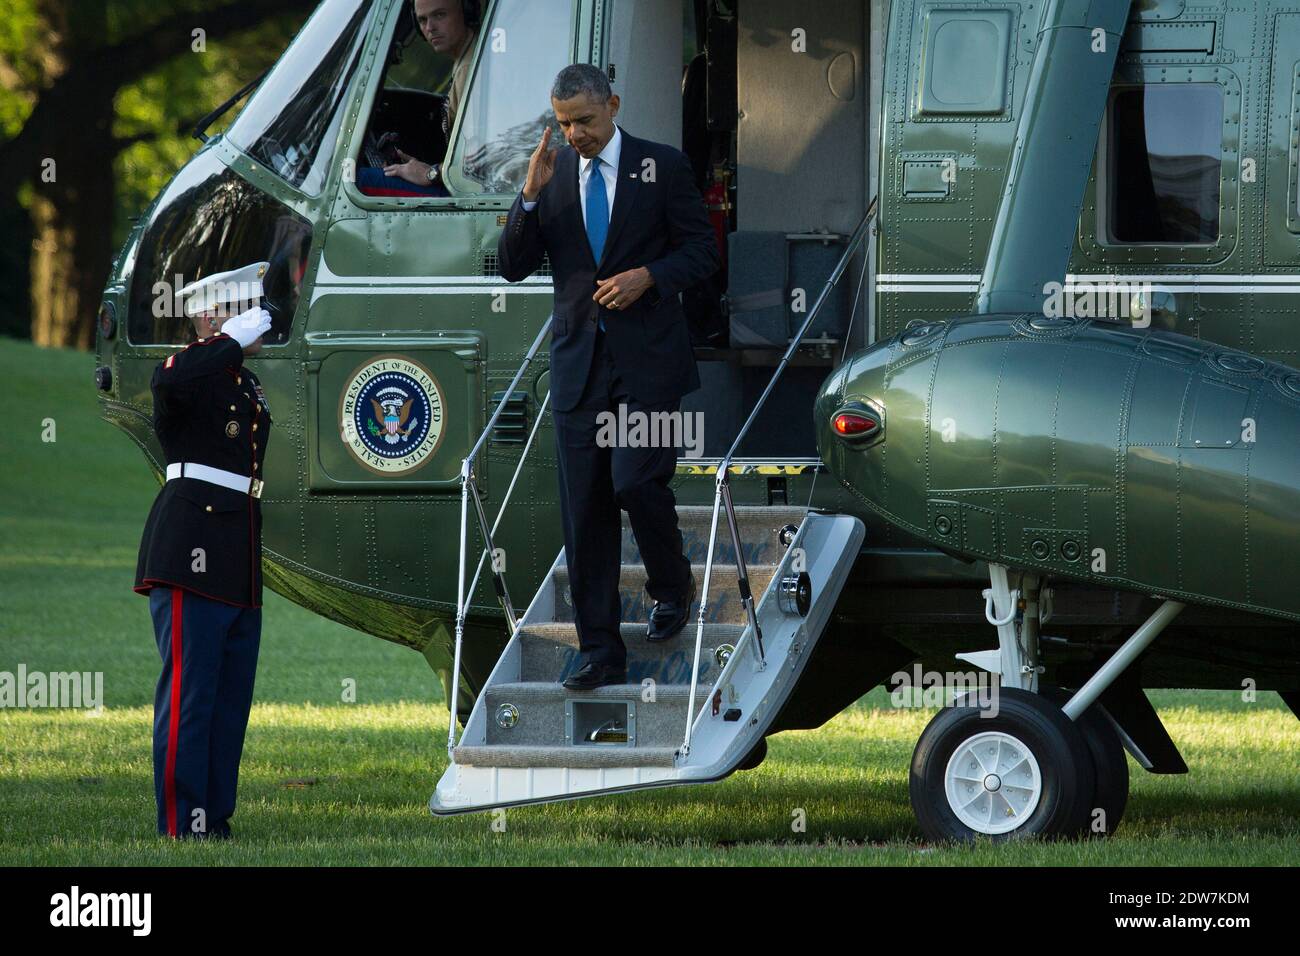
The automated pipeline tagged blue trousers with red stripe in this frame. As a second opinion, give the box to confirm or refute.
[148,587,261,838]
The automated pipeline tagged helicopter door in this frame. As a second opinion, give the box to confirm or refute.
[732,0,868,345]
[307,0,581,496]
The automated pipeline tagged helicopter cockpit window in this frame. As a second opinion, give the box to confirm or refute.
[1106,84,1223,245]
[226,0,374,196]
[352,1,488,198]
[446,0,573,195]
[127,152,312,347]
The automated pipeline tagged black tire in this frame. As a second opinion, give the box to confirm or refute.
[1041,686,1129,837]
[909,687,1096,843]
[736,737,767,771]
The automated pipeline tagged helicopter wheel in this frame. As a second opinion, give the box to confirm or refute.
[1041,686,1130,837]
[909,688,1095,842]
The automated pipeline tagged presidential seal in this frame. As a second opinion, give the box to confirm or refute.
[339,356,445,475]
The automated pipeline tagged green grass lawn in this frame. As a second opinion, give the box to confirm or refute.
[1,337,1296,865]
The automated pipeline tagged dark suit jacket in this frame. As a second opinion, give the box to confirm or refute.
[497,126,720,412]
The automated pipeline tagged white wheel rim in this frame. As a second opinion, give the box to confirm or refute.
[943,731,1043,835]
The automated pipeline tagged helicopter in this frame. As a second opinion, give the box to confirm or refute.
[94,0,1298,841]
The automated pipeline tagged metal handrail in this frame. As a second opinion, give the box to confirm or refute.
[447,316,553,756]
[681,199,877,758]
[463,390,553,611]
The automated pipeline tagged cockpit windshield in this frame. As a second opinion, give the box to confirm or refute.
[447,0,574,195]
[227,0,376,196]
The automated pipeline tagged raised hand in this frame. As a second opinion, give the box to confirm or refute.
[523,127,558,202]
[221,306,272,350]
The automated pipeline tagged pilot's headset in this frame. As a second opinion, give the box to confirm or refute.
[406,0,483,39]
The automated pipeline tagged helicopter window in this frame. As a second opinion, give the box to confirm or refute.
[127,153,312,347]
[446,0,574,195]
[226,0,375,196]
[384,3,462,93]
[350,1,489,197]
[1106,84,1223,245]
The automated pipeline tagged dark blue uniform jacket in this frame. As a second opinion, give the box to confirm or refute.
[134,333,272,607]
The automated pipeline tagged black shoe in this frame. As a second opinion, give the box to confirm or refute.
[647,575,696,642]
[562,661,626,690]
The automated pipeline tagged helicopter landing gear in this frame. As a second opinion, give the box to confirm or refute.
[918,565,1185,841]
[909,687,1095,842]
[1041,686,1129,837]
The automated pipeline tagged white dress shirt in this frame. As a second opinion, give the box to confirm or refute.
[521,125,621,222]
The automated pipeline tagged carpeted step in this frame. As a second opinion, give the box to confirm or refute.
[483,681,708,746]
[517,621,745,684]
[452,744,679,769]
[621,505,808,566]
[550,563,777,626]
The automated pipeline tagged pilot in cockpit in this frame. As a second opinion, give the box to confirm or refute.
[357,0,481,196]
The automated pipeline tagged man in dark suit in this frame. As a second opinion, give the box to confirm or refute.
[498,64,720,690]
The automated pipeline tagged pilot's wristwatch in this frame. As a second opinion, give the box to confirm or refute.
[426,162,442,183]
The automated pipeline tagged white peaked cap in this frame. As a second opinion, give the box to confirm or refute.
[178,261,271,317]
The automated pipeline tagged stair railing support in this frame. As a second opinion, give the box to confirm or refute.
[679,200,877,759]
[447,317,552,756]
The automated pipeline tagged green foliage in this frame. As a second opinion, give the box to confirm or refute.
[111,14,305,246]
[0,0,44,138]
[0,1,316,325]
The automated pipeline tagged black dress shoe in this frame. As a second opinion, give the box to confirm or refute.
[562,661,626,690]
[647,575,696,642]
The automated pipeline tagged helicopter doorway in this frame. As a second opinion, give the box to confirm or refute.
[658,0,874,458]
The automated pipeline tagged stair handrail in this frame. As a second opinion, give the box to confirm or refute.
[682,198,877,758]
[448,316,553,755]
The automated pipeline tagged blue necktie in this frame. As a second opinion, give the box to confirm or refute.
[586,157,609,331]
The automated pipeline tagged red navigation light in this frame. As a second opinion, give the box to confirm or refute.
[833,412,877,436]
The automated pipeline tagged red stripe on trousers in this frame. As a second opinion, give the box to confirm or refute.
[165,588,184,837]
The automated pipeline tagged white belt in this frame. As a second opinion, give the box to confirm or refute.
[167,462,263,498]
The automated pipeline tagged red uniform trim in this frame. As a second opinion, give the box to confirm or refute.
[165,588,184,838]
[249,405,257,602]
[135,579,260,610]
[182,332,231,350]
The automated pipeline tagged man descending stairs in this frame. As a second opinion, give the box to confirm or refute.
[433,496,864,813]
[435,204,877,812]
[451,504,804,770]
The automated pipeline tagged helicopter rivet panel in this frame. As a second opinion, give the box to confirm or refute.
[819,314,1300,623]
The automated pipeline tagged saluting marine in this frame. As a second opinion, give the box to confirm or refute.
[133,262,274,839]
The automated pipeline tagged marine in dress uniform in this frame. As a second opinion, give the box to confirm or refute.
[133,262,274,839]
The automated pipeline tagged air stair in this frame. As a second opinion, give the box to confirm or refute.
[431,202,876,814]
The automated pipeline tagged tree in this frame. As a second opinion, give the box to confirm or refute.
[0,0,317,348]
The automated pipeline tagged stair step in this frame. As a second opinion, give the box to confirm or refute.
[550,564,778,626]
[452,745,679,769]
[621,505,808,566]
[488,681,705,700]
[484,681,707,746]
[517,621,745,683]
